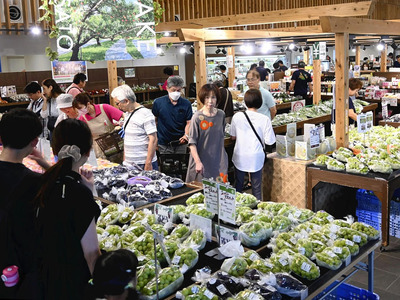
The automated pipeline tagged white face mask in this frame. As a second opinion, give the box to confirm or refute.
[169,91,181,101]
[79,107,88,115]
[363,66,368,70]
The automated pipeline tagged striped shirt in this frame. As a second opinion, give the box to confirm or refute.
[124,107,157,165]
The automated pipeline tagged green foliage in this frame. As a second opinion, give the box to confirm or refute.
[153,1,164,26]
[58,40,116,61]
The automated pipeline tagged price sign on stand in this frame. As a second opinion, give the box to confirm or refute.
[218,184,236,225]
[309,128,320,149]
[291,100,305,112]
[382,104,389,120]
[215,225,239,245]
[190,214,212,242]
[366,111,373,130]
[357,114,367,133]
[154,203,173,225]
[318,124,325,142]
[202,179,219,214]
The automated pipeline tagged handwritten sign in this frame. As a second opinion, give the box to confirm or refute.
[216,225,239,245]
[309,128,320,149]
[203,179,219,214]
[291,100,306,112]
[190,214,212,242]
[154,203,173,225]
[218,184,236,224]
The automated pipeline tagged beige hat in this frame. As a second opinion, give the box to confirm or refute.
[56,94,73,109]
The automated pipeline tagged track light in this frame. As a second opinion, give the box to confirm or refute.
[303,46,310,51]
[221,48,227,55]
[280,48,285,53]
[299,47,303,53]
[189,45,194,54]
[391,42,398,50]
[363,45,367,51]
[180,46,186,54]
[156,47,163,55]
[215,48,221,54]
[377,41,385,51]
[261,41,271,53]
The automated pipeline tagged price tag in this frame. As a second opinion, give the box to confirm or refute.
[249,253,259,262]
[333,247,343,254]
[294,210,302,218]
[172,255,181,264]
[298,247,305,255]
[190,214,212,242]
[154,203,173,225]
[191,285,200,294]
[390,98,398,107]
[382,104,389,119]
[216,225,239,245]
[330,224,340,232]
[290,237,297,245]
[202,179,219,214]
[301,262,312,273]
[345,240,354,246]
[326,251,336,258]
[357,114,367,133]
[279,258,288,266]
[204,289,215,299]
[216,284,228,295]
[218,184,236,225]
[327,215,334,222]
[249,292,259,300]
[353,235,361,243]
[366,111,373,130]
[309,128,320,149]
[265,261,274,268]
[181,264,189,273]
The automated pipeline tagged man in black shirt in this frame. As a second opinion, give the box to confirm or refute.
[288,61,313,104]
[256,61,269,81]
[0,109,49,299]
[278,60,288,72]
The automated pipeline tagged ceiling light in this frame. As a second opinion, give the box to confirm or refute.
[180,46,186,54]
[189,46,194,54]
[240,44,245,51]
[241,43,253,54]
[156,47,163,55]
[377,41,385,51]
[299,47,303,53]
[363,45,367,51]
[352,48,356,52]
[215,48,221,54]
[261,41,271,53]
[221,48,227,55]
[289,43,295,50]
[164,32,170,37]
[31,26,41,35]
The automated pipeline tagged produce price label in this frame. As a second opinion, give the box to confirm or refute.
[154,203,173,225]
[333,247,342,254]
[309,128,320,149]
[353,235,361,243]
[204,289,215,299]
[366,111,373,130]
[216,225,239,245]
[218,184,236,224]
[216,284,228,295]
[172,255,181,264]
[382,104,389,119]
[202,179,219,214]
[301,262,312,273]
[357,114,367,133]
[190,214,212,242]
[291,100,306,112]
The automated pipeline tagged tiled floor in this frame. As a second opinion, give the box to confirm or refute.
[345,237,400,299]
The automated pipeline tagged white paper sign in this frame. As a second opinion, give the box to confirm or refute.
[154,203,173,225]
[226,55,234,68]
[390,98,398,107]
[318,124,325,142]
[319,42,327,61]
[190,213,212,242]
[291,100,306,112]
[216,225,239,245]
[309,128,320,149]
[353,65,360,78]
[357,114,367,133]
[202,179,219,214]
[382,104,389,119]
[366,111,373,130]
[218,184,236,225]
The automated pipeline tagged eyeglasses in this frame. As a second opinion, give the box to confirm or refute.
[115,99,127,105]
[246,77,258,82]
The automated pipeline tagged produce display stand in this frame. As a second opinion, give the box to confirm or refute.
[306,165,400,249]
[0,101,30,112]
[276,102,292,111]
[378,120,400,128]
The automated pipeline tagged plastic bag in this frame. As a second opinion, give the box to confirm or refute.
[289,253,320,280]
[235,207,256,224]
[186,192,205,205]
[218,240,244,258]
[140,266,184,300]
[292,221,321,234]
[241,250,262,265]
[182,229,207,251]
[295,238,313,259]
[235,192,258,208]
[252,283,282,300]
[316,249,342,270]
[337,228,368,246]
[271,216,292,233]
[289,208,314,223]
[250,259,275,274]
[333,238,359,256]
[172,247,199,274]
[273,273,308,298]
[235,289,264,300]
[324,245,350,263]
[270,251,291,273]
[216,271,249,295]
[206,278,234,299]
[220,257,248,277]
[239,221,272,247]
[351,222,380,240]
[136,261,157,293]
[170,224,191,242]
[309,239,327,253]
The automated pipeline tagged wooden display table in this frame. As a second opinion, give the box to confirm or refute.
[379,120,400,128]
[263,153,314,208]
[306,165,400,248]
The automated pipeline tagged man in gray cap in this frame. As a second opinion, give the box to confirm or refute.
[55,94,79,127]
[152,76,192,154]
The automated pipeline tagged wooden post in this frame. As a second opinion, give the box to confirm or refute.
[304,50,310,65]
[227,47,235,87]
[381,44,387,72]
[335,32,350,148]
[313,59,321,104]
[355,45,361,66]
[194,41,207,109]
[107,60,118,107]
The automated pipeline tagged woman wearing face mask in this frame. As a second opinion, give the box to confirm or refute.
[34,119,100,300]
[73,92,123,158]
[186,84,228,182]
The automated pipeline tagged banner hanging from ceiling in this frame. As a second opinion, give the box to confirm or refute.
[55,0,157,61]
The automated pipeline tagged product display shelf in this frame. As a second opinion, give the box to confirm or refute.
[307,165,400,249]
[0,101,30,107]
[378,120,400,128]
[275,102,292,110]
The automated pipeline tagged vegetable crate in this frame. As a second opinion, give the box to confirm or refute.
[314,281,379,300]
[356,189,400,215]
[355,210,399,238]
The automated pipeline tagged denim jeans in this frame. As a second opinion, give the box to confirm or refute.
[235,167,263,200]
[137,161,159,171]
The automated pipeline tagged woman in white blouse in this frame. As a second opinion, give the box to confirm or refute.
[41,79,62,140]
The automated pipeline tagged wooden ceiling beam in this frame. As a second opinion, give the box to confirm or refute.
[156,1,373,32]
[320,16,400,35]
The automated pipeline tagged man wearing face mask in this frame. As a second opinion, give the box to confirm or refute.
[152,76,193,154]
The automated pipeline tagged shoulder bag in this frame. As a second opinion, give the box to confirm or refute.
[243,111,268,162]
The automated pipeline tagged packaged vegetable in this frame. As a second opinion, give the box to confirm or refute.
[270,251,291,273]
[274,273,308,298]
[182,229,207,250]
[316,249,342,270]
[239,221,272,246]
[241,250,262,265]
[271,215,292,232]
[351,222,380,240]
[141,266,184,299]
[206,278,234,299]
[326,158,345,171]
[186,192,205,205]
[172,247,199,273]
[333,238,359,256]
[235,207,256,224]
[289,253,320,280]
[236,192,258,208]
[314,154,333,167]
[170,224,191,241]
[337,228,368,246]
[221,257,248,277]
[250,259,275,274]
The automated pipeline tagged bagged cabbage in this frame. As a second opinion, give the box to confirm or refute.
[186,192,205,205]
[333,147,354,162]
[221,257,248,277]
[241,250,262,265]
[337,228,368,246]
[368,161,392,174]
[385,157,400,169]
[274,273,308,298]
[346,157,369,174]
[333,238,359,256]
[141,266,184,299]
[236,192,258,208]
[351,222,380,240]
[239,221,272,247]
[271,215,292,232]
[172,247,199,273]
[289,253,320,280]
[170,224,191,241]
[316,249,342,270]
[182,229,207,250]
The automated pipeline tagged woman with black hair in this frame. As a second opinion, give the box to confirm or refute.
[41,78,62,140]
[34,118,100,299]
[91,249,139,300]
[159,67,174,91]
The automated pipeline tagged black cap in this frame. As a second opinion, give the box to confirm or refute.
[298,61,306,68]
